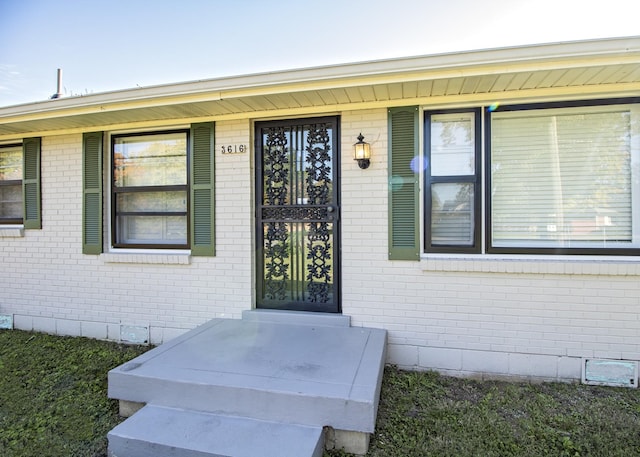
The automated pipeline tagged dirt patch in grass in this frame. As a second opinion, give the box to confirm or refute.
[0,329,149,457]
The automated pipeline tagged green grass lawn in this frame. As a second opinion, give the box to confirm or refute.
[0,329,149,457]
[328,368,640,457]
[1,329,639,457]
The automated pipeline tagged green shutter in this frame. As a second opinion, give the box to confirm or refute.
[388,106,420,260]
[22,137,41,229]
[190,122,215,256]
[82,132,103,255]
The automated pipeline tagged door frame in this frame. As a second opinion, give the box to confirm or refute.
[254,116,342,313]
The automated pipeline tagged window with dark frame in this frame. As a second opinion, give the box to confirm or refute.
[487,100,639,255]
[423,99,640,256]
[424,109,481,253]
[0,144,23,225]
[111,130,189,249]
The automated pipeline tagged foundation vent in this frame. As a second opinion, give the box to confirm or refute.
[120,324,149,344]
[582,358,638,388]
[0,314,13,329]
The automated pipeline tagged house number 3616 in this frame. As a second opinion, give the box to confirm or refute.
[220,145,247,154]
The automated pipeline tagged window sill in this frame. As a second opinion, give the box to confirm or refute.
[0,227,24,238]
[421,254,640,276]
[101,252,191,265]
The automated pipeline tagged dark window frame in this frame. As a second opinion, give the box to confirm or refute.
[0,143,23,225]
[424,108,482,254]
[485,98,640,256]
[423,99,640,257]
[111,129,190,249]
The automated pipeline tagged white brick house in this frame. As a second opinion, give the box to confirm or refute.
[1,36,639,382]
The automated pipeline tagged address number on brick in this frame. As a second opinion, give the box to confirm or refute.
[220,145,248,154]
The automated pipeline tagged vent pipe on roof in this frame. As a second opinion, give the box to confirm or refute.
[51,68,63,99]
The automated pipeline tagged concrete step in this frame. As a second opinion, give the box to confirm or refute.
[108,318,387,433]
[108,405,324,457]
[241,309,351,327]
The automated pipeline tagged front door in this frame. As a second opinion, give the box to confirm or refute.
[256,117,340,313]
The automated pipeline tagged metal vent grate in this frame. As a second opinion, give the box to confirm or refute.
[582,358,638,388]
[120,324,149,345]
[0,314,13,329]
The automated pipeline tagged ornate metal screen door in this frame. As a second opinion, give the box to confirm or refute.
[256,117,340,313]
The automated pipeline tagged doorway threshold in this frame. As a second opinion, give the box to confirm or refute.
[243,309,350,327]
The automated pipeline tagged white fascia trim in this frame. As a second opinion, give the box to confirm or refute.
[1,36,638,119]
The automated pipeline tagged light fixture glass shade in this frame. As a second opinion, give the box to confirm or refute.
[353,133,371,169]
[354,142,370,160]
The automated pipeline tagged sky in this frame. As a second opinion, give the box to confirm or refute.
[0,0,638,107]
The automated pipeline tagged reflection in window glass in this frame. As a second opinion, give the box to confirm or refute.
[112,131,188,247]
[0,146,22,222]
[117,191,187,213]
[431,113,475,176]
[113,133,187,187]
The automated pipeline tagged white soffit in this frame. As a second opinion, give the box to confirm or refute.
[0,36,639,139]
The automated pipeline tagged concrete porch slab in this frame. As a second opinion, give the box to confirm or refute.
[108,312,387,434]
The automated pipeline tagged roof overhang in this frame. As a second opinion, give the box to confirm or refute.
[1,36,639,141]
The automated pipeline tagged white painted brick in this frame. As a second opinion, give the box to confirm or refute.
[81,321,108,340]
[0,112,638,382]
[13,315,33,331]
[462,350,509,375]
[387,344,418,368]
[162,327,189,343]
[558,357,583,380]
[33,316,56,334]
[56,319,81,337]
[418,346,462,371]
[508,353,558,379]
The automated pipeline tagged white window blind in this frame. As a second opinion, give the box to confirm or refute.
[491,106,635,248]
[431,182,474,245]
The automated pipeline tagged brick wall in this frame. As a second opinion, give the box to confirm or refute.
[1,121,253,344]
[339,109,640,381]
[1,112,639,381]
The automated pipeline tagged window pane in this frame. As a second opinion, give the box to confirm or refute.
[491,107,633,248]
[430,113,475,176]
[0,147,22,180]
[431,183,474,245]
[117,191,187,212]
[0,184,22,219]
[114,133,187,187]
[116,215,187,245]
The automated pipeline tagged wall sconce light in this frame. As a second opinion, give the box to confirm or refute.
[353,133,371,169]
